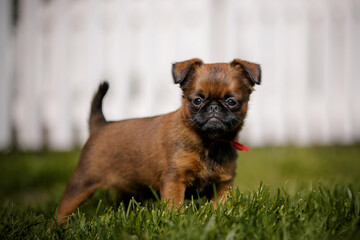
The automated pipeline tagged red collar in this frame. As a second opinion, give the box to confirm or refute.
[213,138,251,152]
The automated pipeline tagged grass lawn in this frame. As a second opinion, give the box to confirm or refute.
[1,145,360,239]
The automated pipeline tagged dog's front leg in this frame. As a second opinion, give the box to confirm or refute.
[160,180,186,209]
[212,180,233,208]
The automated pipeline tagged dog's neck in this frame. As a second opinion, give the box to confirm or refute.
[202,139,238,164]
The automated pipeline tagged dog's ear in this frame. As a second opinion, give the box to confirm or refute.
[230,59,261,86]
[172,58,203,85]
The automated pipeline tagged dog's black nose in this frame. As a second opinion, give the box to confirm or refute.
[208,104,219,113]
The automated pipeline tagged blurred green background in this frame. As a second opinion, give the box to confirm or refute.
[1,145,359,211]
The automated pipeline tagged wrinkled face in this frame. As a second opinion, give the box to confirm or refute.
[182,64,252,138]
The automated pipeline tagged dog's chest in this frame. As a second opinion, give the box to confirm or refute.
[185,159,233,198]
[174,143,236,191]
[189,147,236,187]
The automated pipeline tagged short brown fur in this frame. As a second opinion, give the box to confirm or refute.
[55,58,261,225]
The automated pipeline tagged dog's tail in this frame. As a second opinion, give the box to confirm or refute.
[89,81,109,135]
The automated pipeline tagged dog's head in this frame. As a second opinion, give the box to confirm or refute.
[172,58,261,139]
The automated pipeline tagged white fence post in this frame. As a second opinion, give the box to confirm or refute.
[146,0,183,115]
[281,0,309,145]
[67,0,104,145]
[42,0,74,150]
[13,0,44,150]
[351,0,360,141]
[323,0,353,144]
[102,0,132,121]
[0,0,12,149]
[307,0,329,144]
[258,0,288,146]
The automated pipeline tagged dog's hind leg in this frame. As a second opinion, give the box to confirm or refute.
[55,171,102,226]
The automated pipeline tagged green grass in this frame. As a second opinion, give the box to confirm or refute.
[1,145,360,239]
[235,145,360,192]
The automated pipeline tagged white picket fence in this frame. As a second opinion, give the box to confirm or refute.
[0,0,359,150]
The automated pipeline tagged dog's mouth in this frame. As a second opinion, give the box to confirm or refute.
[192,112,241,137]
[206,117,222,123]
[202,117,227,133]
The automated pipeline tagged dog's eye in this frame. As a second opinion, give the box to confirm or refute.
[192,97,203,106]
[226,98,238,107]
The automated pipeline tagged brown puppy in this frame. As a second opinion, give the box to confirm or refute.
[56,58,261,224]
